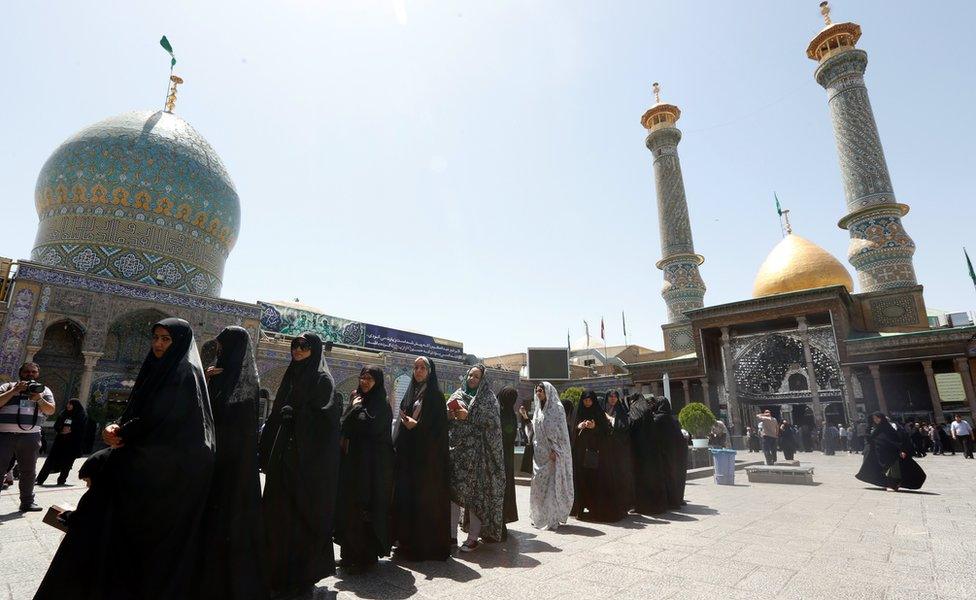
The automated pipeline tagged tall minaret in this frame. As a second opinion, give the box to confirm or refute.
[641,83,706,353]
[808,2,919,293]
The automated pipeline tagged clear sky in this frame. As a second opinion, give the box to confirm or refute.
[3,1,975,357]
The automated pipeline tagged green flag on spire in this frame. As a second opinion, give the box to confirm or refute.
[966,248,976,289]
[160,35,176,68]
[774,191,783,217]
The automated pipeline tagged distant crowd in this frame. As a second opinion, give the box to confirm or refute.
[743,413,975,464]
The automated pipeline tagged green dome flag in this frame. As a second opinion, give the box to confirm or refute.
[966,248,976,290]
[159,35,176,68]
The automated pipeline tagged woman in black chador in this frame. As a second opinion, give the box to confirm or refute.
[260,333,341,599]
[571,391,624,523]
[561,398,576,445]
[335,366,394,572]
[198,326,268,600]
[629,395,669,515]
[779,421,798,461]
[856,412,926,492]
[35,318,215,600]
[497,386,520,538]
[392,357,451,561]
[654,398,687,510]
[605,390,634,513]
[36,398,87,486]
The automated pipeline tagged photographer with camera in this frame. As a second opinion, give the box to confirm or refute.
[0,361,56,511]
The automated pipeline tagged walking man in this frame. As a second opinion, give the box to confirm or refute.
[756,409,779,466]
[0,362,56,511]
[951,414,975,459]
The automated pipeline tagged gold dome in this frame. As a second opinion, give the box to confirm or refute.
[753,233,854,298]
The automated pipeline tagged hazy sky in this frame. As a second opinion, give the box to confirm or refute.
[3,1,975,357]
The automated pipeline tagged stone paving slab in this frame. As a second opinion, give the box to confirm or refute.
[2,452,975,599]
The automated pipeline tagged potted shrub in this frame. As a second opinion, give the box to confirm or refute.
[679,402,715,448]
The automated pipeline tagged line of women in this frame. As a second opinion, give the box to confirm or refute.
[525,385,688,529]
[33,321,516,600]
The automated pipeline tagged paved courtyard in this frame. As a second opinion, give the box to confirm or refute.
[2,451,975,599]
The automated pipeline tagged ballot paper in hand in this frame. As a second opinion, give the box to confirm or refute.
[447,396,468,412]
[43,504,74,533]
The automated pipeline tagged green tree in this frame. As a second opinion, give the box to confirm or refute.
[560,386,583,409]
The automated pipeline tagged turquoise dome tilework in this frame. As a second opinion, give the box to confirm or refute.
[31,110,240,297]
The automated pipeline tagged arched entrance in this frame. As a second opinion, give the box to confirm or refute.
[735,331,844,428]
[787,373,809,391]
[89,308,169,427]
[103,309,170,369]
[824,402,845,426]
[34,319,85,410]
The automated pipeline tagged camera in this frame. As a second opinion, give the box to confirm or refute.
[25,380,45,395]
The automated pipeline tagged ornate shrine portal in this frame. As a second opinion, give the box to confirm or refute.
[730,325,846,426]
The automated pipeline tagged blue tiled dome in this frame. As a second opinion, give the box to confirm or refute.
[31,110,240,297]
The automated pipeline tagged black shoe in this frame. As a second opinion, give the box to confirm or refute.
[20,502,43,512]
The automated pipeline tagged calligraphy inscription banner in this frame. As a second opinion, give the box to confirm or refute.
[364,324,463,362]
[259,301,463,362]
[935,372,967,404]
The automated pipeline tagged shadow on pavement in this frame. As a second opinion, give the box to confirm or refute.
[615,514,668,529]
[333,561,418,599]
[674,503,719,516]
[656,512,698,522]
[394,553,483,581]
[863,487,939,496]
[551,523,605,537]
[0,510,24,523]
[452,529,560,568]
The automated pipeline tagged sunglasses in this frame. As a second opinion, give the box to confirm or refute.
[291,339,311,350]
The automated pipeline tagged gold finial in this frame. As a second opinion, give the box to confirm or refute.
[819,1,832,26]
[782,209,793,235]
[652,82,661,104]
[164,75,184,113]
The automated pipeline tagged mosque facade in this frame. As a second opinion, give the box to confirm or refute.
[626,4,976,434]
[0,91,515,433]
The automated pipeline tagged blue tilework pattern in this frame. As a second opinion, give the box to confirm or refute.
[30,110,240,296]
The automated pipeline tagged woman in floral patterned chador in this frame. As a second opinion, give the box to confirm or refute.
[447,364,505,552]
[527,382,574,530]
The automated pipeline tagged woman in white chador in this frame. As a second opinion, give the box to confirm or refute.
[526,381,574,530]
